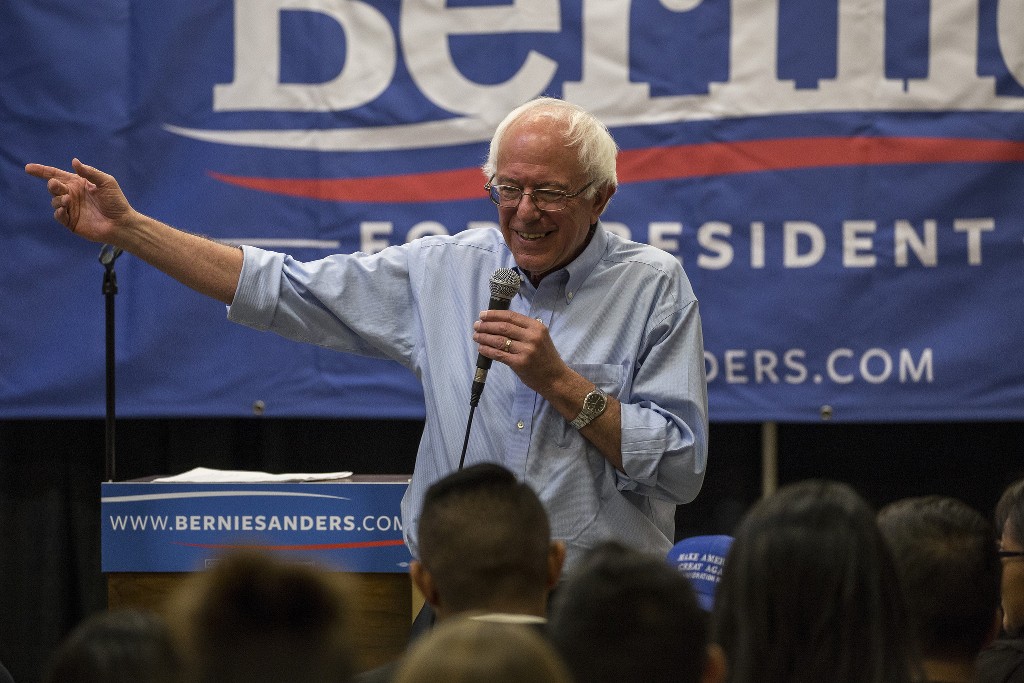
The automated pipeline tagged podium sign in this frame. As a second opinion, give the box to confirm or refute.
[101,478,412,573]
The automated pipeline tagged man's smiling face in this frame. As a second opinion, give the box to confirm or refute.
[494,115,613,285]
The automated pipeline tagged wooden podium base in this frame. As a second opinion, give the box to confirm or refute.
[108,571,412,672]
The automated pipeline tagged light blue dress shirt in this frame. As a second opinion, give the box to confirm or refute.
[228,222,708,570]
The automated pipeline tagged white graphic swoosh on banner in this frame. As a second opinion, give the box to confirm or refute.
[102,491,350,503]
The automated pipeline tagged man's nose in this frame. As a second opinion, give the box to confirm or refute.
[515,192,544,220]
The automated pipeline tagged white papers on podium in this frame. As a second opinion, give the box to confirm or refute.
[150,467,353,483]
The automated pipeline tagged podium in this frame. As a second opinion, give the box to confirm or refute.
[101,475,414,671]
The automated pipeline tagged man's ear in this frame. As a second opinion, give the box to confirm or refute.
[701,643,728,683]
[547,541,566,589]
[410,560,439,608]
[588,183,616,223]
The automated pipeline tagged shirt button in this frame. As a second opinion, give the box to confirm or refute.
[517,420,525,430]
[567,291,574,300]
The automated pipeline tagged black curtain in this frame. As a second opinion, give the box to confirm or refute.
[0,417,424,683]
[2,418,1023,683]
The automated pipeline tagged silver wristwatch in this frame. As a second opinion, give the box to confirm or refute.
[570,387,608,429]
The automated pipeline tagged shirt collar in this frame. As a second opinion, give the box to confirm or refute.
[563,221,607,303]
[468,613,548,625]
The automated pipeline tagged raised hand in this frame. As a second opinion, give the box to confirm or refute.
[473,307,623,468]
[25,158,244,304]
[472,309,569,396]
[25,158,135,245]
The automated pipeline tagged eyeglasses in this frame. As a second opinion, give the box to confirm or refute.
[999,549,1024,560]
[485,178,594,212]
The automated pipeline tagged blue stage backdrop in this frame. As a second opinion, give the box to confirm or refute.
[2,0,1022,422]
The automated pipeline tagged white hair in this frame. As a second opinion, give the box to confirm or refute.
[482,97,618,196]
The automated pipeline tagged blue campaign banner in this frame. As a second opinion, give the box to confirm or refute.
[2,0,1023,422]
[101,480,411,573]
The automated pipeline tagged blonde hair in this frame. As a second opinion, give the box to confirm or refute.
[164,550,355,683]
[393,616,571,683]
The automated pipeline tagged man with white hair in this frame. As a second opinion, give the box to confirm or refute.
[27,97,708,571]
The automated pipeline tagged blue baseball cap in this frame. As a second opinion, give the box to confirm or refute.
[666,535,733,611]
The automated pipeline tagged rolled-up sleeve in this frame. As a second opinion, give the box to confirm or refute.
[226,244,417,364]
[227,246,286,331]
[616,298,709,504]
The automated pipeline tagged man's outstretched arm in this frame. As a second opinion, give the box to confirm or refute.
[26,158,243,304]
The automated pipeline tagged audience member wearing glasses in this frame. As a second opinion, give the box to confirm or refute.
[977,478,1024,683]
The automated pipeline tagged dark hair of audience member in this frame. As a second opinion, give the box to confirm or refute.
[877,495,1000,661]
[415,463,553,615]
[548,540,717,683]
[391,615,572,683]
[165,549,355,683]
[996,478,1024,550]
[712,479,918,683]
[43,608,182,683]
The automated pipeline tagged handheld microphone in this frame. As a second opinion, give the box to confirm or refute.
[469,268,522,407]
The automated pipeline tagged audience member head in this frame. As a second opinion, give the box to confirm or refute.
[43,608,182,683]
[995,477,1024,636]
[391,615,572,683]
[668,534,734,612]
[548,540,726,683]
[712,479,916,683]
[165,549,355,683]
[877,495,1000,672]
[413,463,564,619]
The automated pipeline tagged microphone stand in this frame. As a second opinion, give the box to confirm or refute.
[99,245,123,482]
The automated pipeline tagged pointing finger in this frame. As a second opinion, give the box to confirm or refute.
[25,163,71,182]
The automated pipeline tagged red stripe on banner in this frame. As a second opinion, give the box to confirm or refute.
[174,539,406,551]
[209,137,1024,202]
[208,167,486,203]
[616,136,1024,181]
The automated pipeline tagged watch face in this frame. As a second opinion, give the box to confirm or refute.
[572,389,607,428]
